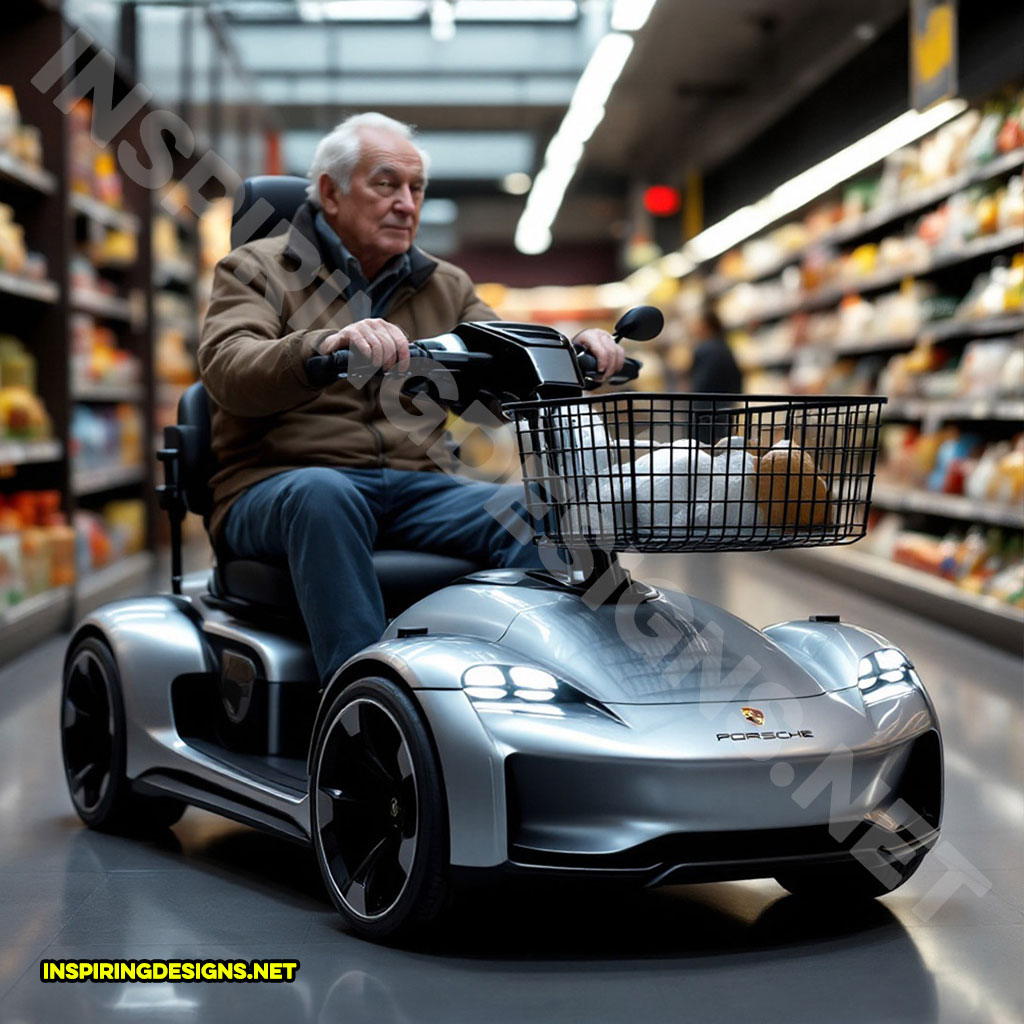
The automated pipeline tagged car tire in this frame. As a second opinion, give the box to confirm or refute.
[61,636,185,832]
[775,847,929,900]
[309,676,450,941]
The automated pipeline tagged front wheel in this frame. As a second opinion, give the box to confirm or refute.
[309,677,450,941]
[61,636,185,832]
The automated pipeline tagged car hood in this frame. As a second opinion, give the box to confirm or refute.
[497,588,835,705]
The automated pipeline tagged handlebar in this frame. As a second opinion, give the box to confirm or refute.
[305,343,492,388]
[575,350,642,388]
[304,342,641,392]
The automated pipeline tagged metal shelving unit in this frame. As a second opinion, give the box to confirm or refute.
[72,463,147,497]
[871,484,1024,530]
[71,382,145,403]
[0,439,63,466]
[0,150,57,195]
[69,192,140,235]
[738,314,1024,370]
[0,270,60,304]
[726,228,1024,330]
[782,546,1023,653]
[708,148,1024,295]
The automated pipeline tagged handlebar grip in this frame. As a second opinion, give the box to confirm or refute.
[575,351,642,387]
[305,350,350,387]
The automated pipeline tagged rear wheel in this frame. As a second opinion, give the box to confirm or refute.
[776,847,929,900]
[61,636,185,832]
[309,677,449,941]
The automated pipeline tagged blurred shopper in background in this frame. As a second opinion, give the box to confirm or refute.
[199,113,623,683]
[688,303,742,443]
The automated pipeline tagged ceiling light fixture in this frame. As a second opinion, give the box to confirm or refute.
[454,0,578,19]
[515,31,634,254]
[298,1,428,21]
[299,0,578,21]
[683,97,968,264]
[430,0,455,40]
[611,0,658,32]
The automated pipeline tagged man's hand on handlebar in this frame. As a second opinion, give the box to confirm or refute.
[319,318,411,373]
[572,328,625,381]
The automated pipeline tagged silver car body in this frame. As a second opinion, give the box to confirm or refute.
[71,565,942,884]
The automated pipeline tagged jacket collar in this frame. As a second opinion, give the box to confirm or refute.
[284,200,438,292]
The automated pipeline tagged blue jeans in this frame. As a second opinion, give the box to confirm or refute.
[223,468,543,682]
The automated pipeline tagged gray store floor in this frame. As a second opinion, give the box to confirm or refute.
[0,551,1021,1024]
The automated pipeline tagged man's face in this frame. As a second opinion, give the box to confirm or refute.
[320,127,425,278]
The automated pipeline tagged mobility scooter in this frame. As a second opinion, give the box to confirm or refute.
[60,179,942,940]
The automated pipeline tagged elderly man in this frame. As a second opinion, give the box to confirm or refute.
[199,112,623,683]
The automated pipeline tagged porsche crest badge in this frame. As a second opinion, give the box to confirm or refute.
[741,707,765,726]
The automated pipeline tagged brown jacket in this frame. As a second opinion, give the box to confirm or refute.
[198,202,496,542]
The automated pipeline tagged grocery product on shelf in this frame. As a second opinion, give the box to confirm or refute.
[69,315,142,390]
[0,85,44,169]
[878,425,1023,510]
[68,98,126,205]
[0,336,52,441]
[73,499,146,576]
[70,403,144,472]
[861,512,1023,609]
[0,490,76,607]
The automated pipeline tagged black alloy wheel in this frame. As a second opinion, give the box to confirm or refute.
[310,677,449,940]
[61,636,184,831]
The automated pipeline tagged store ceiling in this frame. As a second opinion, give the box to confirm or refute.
[109,0,906,249]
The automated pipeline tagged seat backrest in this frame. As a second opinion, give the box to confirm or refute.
[230,175,312,249]
[173,381,216,519]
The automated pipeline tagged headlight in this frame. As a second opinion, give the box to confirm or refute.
[461,664,619,721]
[857,648,921,699]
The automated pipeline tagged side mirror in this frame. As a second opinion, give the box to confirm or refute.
[613,305,664,342]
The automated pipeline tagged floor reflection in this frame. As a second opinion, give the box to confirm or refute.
[5,821,940,1024]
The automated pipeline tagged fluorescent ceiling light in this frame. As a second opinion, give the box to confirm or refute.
[430,0,455,40]
[455,1,577,18]
[659,251,695,277]
[684,97,968,264]
[300,0,577,21]
[299,1,428,21]
[611,0,657,32]
[515,31,634,254]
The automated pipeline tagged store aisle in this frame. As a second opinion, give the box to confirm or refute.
[0,553,1020,1024]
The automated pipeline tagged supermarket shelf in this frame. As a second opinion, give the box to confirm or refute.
[76,551,155,618]
[781,545,1022,653]
[0,150,57,194]
[0,438,62,466]
[69,192,140,234]
[727,228,1024,328]
[871,484,1024,530]
[70,289,133,322]
[739,313,1024,369]
[155,313,198,336]
[0,586,73,666]
[884,396,1024,422]
[0,270,59,304]
[71,382,145,403]
[154,258,194,287]
[72,463,146,496]
[709,148,1024,292]
[156,381,193,406]
[924,313,1024,340]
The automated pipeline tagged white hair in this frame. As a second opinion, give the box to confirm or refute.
[306,112,430,205]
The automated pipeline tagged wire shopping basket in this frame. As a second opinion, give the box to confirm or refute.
[508,393,886,553]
